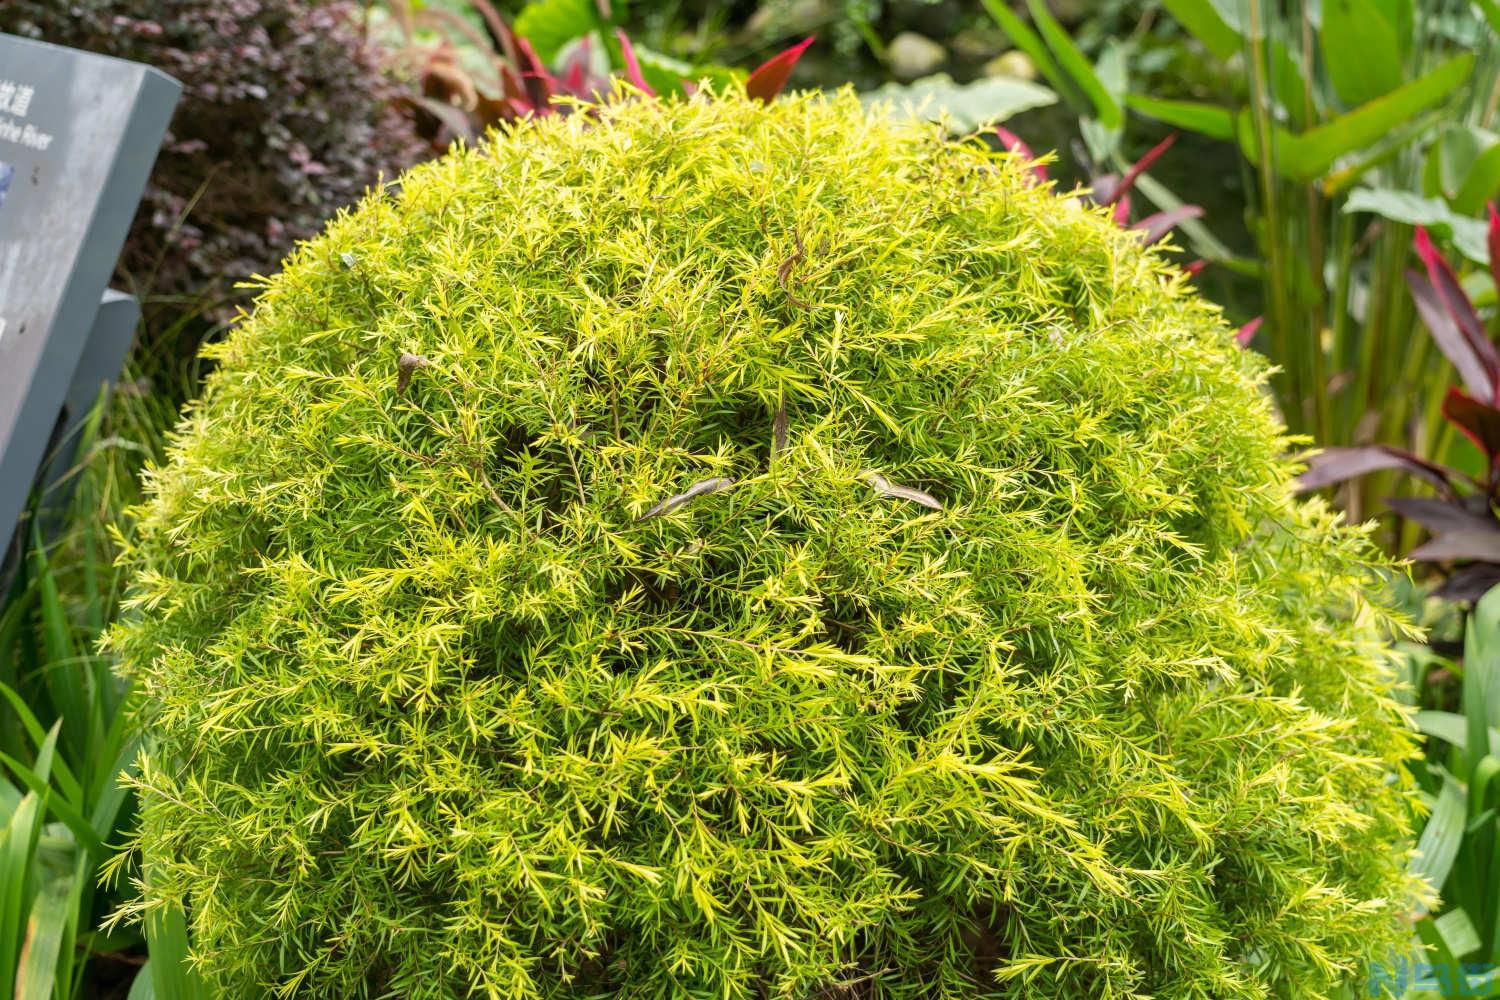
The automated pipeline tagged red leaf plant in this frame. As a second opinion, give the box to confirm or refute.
[389,0,812,147]
[1300,206,1500,601]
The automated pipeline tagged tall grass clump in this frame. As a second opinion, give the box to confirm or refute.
[110,88,1423,998]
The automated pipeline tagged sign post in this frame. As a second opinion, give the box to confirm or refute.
[0,33,180,560]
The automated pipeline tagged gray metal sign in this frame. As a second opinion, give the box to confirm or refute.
[0,33,180,558]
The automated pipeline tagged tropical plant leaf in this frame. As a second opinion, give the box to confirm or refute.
[514,0,608,64]
[1125,94,1236,141]
[1416,226,1496,384]
[1134,205,1205,246]
[977,0,1076,109]
[1345,188,1491,264]
[1298,445,1456,493]
[612,29,655,97]
[1320,0,1404,106]
[1264,54,1474,182]
[1490,204,1500,294]
[145,904,210,1000]
[1436,564,1500,602]
[1412,530,1500,563]
[745,37,813,102]
[1159,0,1241,59]
[1416,709,1500,757]
[994,126,1047,183]
[1443,388,1500,466]
[1410,770,1466,891]
[861,75,1057,134]
[1407,269,1495,402]
[14,876,72,1000]
[1387,496,1498,536]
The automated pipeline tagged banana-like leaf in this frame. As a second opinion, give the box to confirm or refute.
[1321,0,1404,106]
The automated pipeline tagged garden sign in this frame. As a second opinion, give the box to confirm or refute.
[0,33,179,561]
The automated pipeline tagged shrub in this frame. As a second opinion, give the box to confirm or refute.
[0,0,423,332]
[110,89,1423,998]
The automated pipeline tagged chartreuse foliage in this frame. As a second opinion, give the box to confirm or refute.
[108,88,1424,998]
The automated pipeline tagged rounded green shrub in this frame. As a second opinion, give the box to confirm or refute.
[110,89,1422,998]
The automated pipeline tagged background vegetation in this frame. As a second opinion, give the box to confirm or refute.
[1,0,1498,996]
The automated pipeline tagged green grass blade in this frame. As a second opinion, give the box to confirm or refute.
[0,749,107,859]
[1,791,46,999]
[1412,772,1468,897]
[0,682,83,806]
[1024,0,1122,128]
[14,875,72,1000]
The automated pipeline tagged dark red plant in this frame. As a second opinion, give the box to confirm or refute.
[398,3,813,146]
[1300,205,1500,601]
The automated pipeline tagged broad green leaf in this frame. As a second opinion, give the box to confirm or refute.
[1431,126,1499,204]
[1159,0,1241,58]
[146,903,210,1000]
[1126,94,1236,141]
[1025,0,1121,128]
[1478,0,1500,36]
[861,74,1058,134]
[1267,53,1473,182]
[1411,771,1466,894]
[14,876,71,1000]
[1454,133,1500,217]
[1343,188,1490,264]
[1373,0,1415,55]
[1416,709,1500,757]
[1469,585,1500,765]
[1,791,45,1000]
[127,963,155,1000]
[1434,906,1483,960]
[514,0,608,64]
[1321,0,1404,106]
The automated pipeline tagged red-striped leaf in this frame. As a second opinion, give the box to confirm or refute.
[1415,227,1497,400]
[1106,133,1177,207]
[746,37,814,102]
[614,30,656,97]
[1298,445,1456,494]
[1408,269,1496,403]
[1412,529,1500,563]
[1489,202,1500,295]
[1134,205,1204,245]
[1443,387,1500,466]
[1386,496,1498,536]
[1235,316,1263,346]
[995,126,1047,183]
